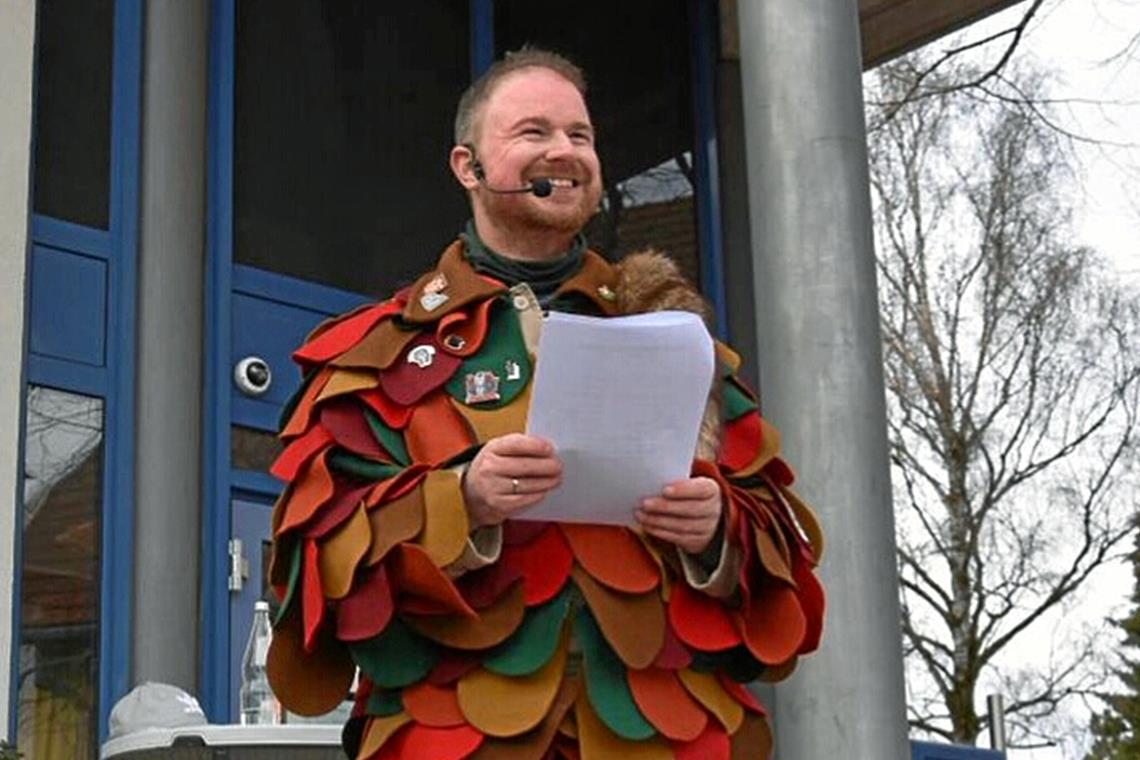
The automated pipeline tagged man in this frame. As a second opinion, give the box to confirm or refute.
[266,49,825,759]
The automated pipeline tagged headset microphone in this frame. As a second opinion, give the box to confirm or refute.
[470,157,556,198]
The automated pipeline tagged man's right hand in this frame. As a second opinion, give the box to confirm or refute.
[462,433,563,529]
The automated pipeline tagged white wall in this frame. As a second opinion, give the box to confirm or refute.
[0,0,36,737]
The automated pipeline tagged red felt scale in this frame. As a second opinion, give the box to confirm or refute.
[389,544,476,619]
[319,399,390,459]
[293,301,402,366]
[557,524,659,594]
[379,335,462,407]
[717,410,763,472]
[336,562,394,641]
[738,585,807,665]
[498,524,573,606]
[302,539,325,652]
[371,722,484,760]
[304,482,372,539]
[668,582,741,652]
[270,425,334,482]
[358,387,415,430]
[673,722,731,760]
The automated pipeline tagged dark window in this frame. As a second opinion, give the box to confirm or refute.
[231,425,282,473]
[234,1,472,297]
[17,387,104,758]
[495,0,701,283]
[32,0,114,230]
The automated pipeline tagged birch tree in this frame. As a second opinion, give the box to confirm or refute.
[866,56,1140,747]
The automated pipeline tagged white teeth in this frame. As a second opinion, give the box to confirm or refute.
[542,178,578,188]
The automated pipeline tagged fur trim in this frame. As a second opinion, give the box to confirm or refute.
[614,250,722,461]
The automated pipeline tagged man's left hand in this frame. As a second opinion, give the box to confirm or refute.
[635,477,723,555]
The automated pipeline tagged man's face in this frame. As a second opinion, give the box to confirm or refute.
[468,67,604,237]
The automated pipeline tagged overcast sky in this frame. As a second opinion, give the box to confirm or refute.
[887,2,1138,758]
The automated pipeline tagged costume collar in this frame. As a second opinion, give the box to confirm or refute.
[402,238,621,323]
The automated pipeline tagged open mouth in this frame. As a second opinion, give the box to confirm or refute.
[534,177,580,189]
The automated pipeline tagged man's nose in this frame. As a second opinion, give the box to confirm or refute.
[544,131,576,159]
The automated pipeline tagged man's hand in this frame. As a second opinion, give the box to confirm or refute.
[463,434,563,529]
[635,477,723,555]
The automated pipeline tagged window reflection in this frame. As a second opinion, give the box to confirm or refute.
[18,387,103,759]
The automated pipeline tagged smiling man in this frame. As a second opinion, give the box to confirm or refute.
[266,49,825,759]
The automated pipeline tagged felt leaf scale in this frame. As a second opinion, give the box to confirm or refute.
[266,245,826,759]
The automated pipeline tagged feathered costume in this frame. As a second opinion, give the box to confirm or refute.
[266,241,826,759]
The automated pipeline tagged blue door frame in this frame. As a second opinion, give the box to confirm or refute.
[201,0,730,722]
[8,0,142,741]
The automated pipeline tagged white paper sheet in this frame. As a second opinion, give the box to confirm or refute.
[524,310,715,524]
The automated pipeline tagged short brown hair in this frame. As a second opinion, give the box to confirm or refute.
[453,47,588,146]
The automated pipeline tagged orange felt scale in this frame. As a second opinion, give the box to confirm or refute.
[304,482,372,540]
[558,524,659,594]
[467,677,579,760]
[357,713,412,760]
[735,417,782,480]
[333,318,421,372]
[718,411,763,472]
[402,681,466,728]
[336,561,394,642]
[318,504,371,600]
[317,367,380,403]
[320,400,389,459]
[668,582,742,652]
[676,670,744,734]
[738,584,807,665]
[729,713,774,760]
[365,486,425,566]
[293,300,402,366]
[404,393,474,465]
[419,470,471,567]
[270,425,334,482]
[673,722,730,760]
[626,667,708,742]
[388,544,476,618]
[365,466,430,510]
[498,524,573,606]
[405,581,525,651]
[302,538,326,652]
[276,450,336,536]
[453,382,531,444]
[436,296,496,357]
[266,614,355,718]
[372,723,485,760]
[280,367,333,439]
[456,631,568,737]
[572,567,664,670]
[358,387,415,430]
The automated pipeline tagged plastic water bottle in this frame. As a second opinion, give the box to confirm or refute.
[240,600,282,725]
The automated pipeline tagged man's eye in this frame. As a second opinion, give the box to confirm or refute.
[522,127,545,138]
[571,132,593,144]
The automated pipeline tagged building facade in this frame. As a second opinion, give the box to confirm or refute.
[0,1,1015,757]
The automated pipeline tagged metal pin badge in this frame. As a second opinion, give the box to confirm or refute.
[443,334,467,352]
[419,292,449,311]
[505,359,522,381]
[597,284,617,302]
[464,370,501,404]
[512,295,531,311]
[406,344,436,368]
[424,273,448,293]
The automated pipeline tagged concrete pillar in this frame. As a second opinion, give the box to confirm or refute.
[735,1,910,758]
[132,0,208,691]
[0,0,36,735]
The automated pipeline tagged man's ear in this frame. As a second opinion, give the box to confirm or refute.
[449,144,480,191]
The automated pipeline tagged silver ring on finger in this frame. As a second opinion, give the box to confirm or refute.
[511,477,520,495]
